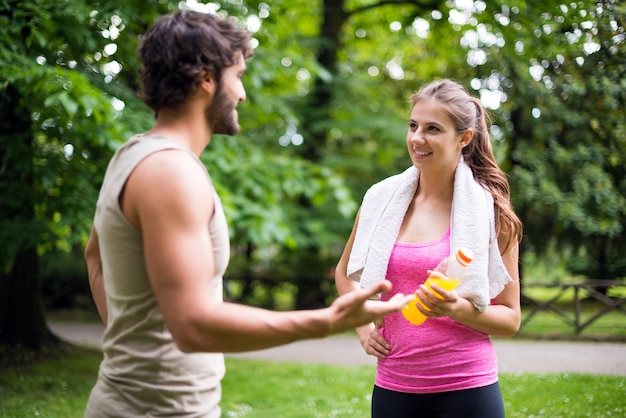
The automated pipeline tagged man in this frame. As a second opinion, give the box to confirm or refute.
[84,10,412,417]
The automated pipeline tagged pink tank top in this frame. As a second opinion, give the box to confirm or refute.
[376,228,498,394]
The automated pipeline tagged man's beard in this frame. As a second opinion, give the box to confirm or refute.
[206,83,240,136]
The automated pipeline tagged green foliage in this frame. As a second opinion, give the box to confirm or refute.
[2,0,626,329]
[40,249,95,310]
[1,1,133,270]
[202,135,357,261]
[1,0,361,275]
[468,0,626,280]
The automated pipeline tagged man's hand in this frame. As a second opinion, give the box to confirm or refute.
[327,280,414,334]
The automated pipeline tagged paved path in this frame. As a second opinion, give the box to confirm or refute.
[48,321,626,376]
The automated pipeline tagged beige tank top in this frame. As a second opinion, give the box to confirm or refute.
[85,134,229,418]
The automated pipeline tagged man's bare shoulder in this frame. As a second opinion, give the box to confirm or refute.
[134,149,210,190]
[124,149,213,226]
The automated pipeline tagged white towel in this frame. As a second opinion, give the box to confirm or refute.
[347,157,511,311]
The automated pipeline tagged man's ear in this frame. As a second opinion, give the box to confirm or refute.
[200,71,216,96]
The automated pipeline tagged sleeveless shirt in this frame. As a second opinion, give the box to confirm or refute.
[85,135,230,417]
[376,228,498,394]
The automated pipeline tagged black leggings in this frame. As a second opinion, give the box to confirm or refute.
[372,382,505,418]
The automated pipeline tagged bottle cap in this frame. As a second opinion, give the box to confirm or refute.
[455,247,474,266]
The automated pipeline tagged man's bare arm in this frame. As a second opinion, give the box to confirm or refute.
[124,150,413,353]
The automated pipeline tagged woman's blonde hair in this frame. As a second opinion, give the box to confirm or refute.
[410,79,522,252]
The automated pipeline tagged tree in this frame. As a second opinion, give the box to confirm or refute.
[0,0,144,348]
[247,0,451,307]
[0,0,357,347]
[468,0,626,282]
[3,0,625,349]
[261,0,626,288]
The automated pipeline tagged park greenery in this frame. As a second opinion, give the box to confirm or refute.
[1,0,625,349]
[0,346,624,417]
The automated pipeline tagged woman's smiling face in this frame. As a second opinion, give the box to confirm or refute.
[406,98,470,174]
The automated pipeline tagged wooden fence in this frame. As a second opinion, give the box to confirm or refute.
[520,280,626,335]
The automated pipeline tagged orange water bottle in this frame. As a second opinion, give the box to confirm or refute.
[402,247,474,325]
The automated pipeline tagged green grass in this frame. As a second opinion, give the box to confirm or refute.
[0,345,102,418]
[1,346,624,418]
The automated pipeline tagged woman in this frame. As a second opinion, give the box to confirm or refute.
[335,79,523,418]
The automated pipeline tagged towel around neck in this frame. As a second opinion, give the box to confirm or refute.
[346,157,511,311]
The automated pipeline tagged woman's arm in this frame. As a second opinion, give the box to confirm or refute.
[416,229,521,337]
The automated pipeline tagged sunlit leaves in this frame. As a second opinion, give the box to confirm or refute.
[2,0,624,284]
[201,135,357,261]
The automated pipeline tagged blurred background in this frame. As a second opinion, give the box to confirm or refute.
[1,0,624,348]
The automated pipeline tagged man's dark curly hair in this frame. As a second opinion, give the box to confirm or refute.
[138,10,253,112]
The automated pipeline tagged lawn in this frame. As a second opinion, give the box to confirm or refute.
[0,345,624,418]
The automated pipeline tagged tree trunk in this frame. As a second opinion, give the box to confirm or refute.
[294,249,332,310]
[294,0,348,308]
[0,247,57,348]
[0,84,56,349]
[298,0,346,162]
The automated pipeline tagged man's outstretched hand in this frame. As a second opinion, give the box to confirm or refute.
[327,280,414,334]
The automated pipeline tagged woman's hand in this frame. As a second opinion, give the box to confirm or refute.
[361,320,391,359]
[415,283,461,319]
